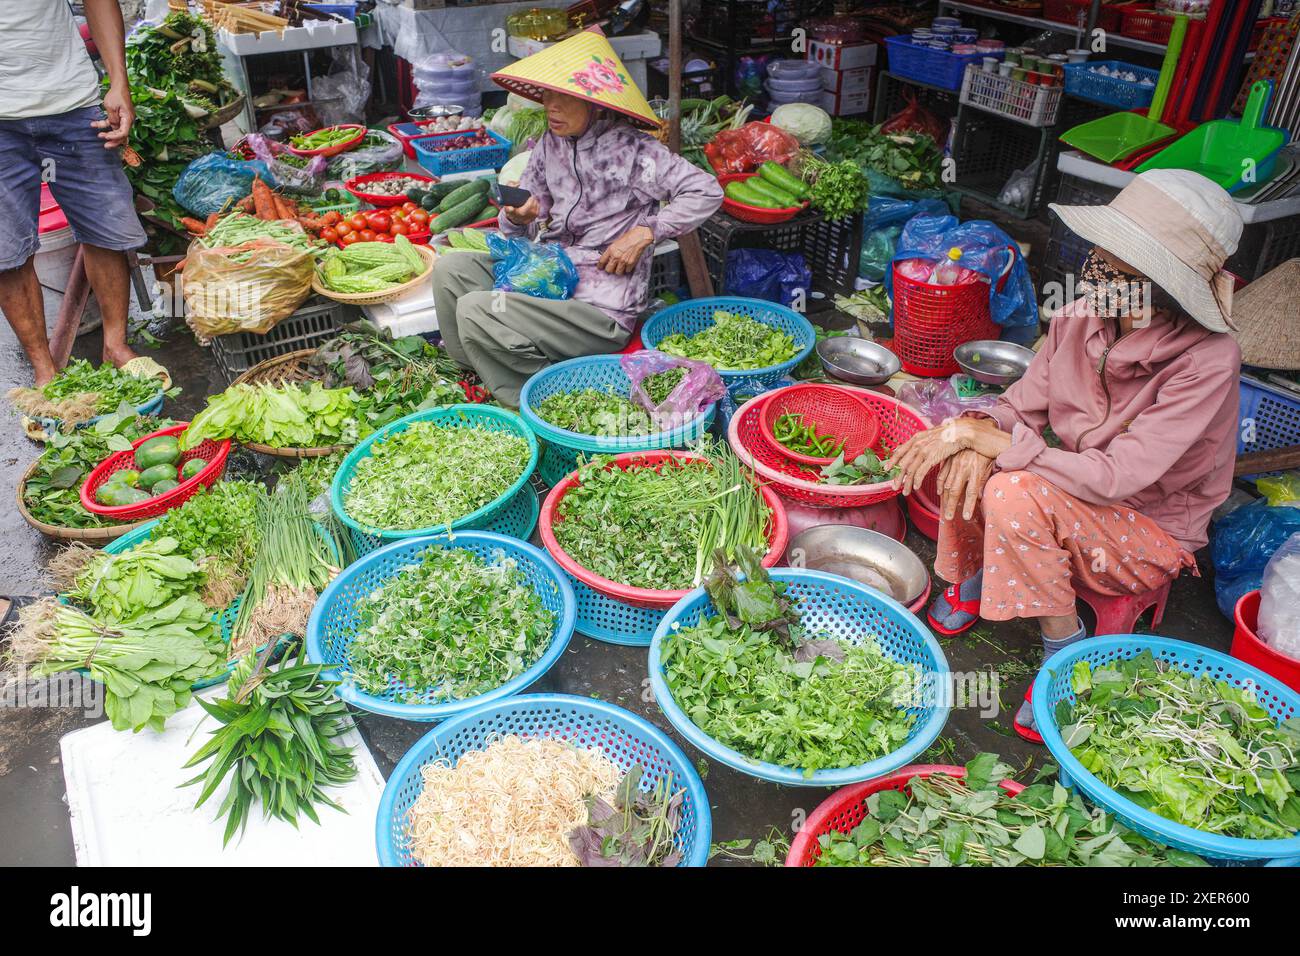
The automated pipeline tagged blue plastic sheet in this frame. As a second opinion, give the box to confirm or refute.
[885,214,1038,329]
[1211,500,1300,618]
[859,196,949,283]
[487,233,578,300]
[724,249,810,308]
[172,152,273,217]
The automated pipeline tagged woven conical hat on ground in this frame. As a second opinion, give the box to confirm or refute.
[1231,259,1300,369]
[491,27,661,129]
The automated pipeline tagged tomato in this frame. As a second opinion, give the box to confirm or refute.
[335,221,353,237]
[376,233,394,243]
[339,232,359,246]
[321,211,342,226]
[358,229,376,242]
[348,213,368,231]
[401,201,418,213]
[390,221,409,236]
[408,209,430,226]
[366,212,391,232]
[320,227,339,243]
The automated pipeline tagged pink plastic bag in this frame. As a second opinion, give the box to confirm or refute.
[896,257,982,286]
[620,350,725,432]
[896,375,999,424]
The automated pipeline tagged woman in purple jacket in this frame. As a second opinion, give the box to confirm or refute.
[429,30,723,407]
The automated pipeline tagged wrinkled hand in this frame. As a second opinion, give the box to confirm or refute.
[503,195,540,227]
[937,449,995,521]
[959,415,1014,460]
[887,422,965,496]
[597,225,654,275]
[96,84,134,149]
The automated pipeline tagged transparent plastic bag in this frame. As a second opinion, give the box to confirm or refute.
[242,134,328,195]
[172,152,272,217]
[1257,533,1300,660]
[487,233,579,300]
[181,240,315,339]
[312,46,371,127]
[1256,471,1300,507]
[620,350,726,431]
[896,376,999,423]
[1211,500,1300,617]
[325,129,404,181]
[258,109,319,142]
[878,91,948,146]
[706,121,801,173]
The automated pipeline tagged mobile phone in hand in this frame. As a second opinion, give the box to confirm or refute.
[491,182,532,208]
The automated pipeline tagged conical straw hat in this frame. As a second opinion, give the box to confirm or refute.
[491,26,661,130]
[1231,259,1300,369]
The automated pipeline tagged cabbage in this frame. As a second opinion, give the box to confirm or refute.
[770,103,832,146]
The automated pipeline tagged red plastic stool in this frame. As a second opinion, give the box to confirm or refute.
[618,317,645,354]
[1073,579,1172,636]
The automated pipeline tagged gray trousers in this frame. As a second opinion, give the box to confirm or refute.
[430,251,628,407]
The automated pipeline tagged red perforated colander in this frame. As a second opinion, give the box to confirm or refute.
[80,423,231,521]
[757,383,881,467]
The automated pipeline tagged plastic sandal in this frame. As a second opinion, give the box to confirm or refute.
[926,583,981,636]
[1013,686,1044,745]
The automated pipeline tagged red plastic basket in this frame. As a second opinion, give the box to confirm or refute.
[757,383,881,467]
[287,124,367,158]
[717,173,808,225]
[892,247,1015,377]
[79,424,231,521]
[345,171,437,207]
[538,450,789,609]
[1122,8,1273,51]
[1232,590,1300,693]
[1043,0,1121,32]
[786,765,1024,866]
[907,469,942,540]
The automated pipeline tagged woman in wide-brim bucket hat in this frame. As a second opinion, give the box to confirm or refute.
[884,169,1246,740]
[428,27,723,409]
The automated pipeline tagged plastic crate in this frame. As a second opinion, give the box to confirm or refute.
[1122,8,1275,52]
[649,240,682,299]
[1044,0,1122,32]
[1238,373,1300,457]
[884,35,983,92]
[803,212,864,302]
[1062,61,1159,110]
[873,70,959,125]
[411,129,511,176]
[950,105,1059,219]
[208,297,354,383]
[960,64,1063,127]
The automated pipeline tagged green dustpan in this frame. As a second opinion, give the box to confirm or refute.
[1136,81,1285,191]
[1060,14,1188,163]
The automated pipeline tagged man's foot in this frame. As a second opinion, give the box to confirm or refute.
[926,570,983,635]
[32,367,56,389]
[102,343,140,368]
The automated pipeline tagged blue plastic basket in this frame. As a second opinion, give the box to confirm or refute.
[884,35,984,92]
[348,482,538,556]
[375,693,712,866]
[569,572,667,647]
[331,404,538,545]
[1032,635,1300,863]
[648,569,951,786]
[411,129,511,176]
[1238,372,1300,458]
[1062,61,1159,110]
[519,355,718,484]
[30,389,165,437]
[306,532,576,721]
[640,297,815,388]
[717,374,798,435]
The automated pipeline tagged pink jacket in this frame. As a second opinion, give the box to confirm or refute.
[981,296,1240,551]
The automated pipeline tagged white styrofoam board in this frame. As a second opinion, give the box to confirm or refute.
[217,19,357,56]
[507,30,662,61]
[61,692,384,867]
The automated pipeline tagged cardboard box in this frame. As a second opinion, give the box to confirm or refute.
[807,41,877,72]
[821,65,872,95]
[820,76,873,117]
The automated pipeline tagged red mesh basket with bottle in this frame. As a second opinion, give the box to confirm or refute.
[891,246,1016,377]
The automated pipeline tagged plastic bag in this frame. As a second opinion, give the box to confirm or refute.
[413,51,484,117]
[1257,533,1300,660]
[724,249,810,307]
[258,109,318,142]
[172,152,272,217]
[998,159,1039,209]
[487,233,578,300]
[706,121,801,173]
[896,376,999,423]
[886,214,1038,330]
[1211,500,1300,617]
[181,240,315,339]
[859,195,949,282]
[1257,471,1300,507]
[242,133,327,195]
[311,46,371,127]
[325,129,404,181]
[620,349,726,431]
[879,91,948,147]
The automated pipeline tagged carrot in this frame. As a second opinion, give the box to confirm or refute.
[180,217,207,236]
[272,193,292,220]
[204,211,220,232]
[250,176,275,220]
[236,194,255,213]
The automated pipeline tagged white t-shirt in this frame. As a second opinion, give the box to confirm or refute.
[0,1,102,120]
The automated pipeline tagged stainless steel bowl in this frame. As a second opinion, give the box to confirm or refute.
[785,525,929,606]
[407,104,466,121]
[817,337,901,386]
[953,340,1035,387]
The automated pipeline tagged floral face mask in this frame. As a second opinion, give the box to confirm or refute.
[1078,249,1151,319]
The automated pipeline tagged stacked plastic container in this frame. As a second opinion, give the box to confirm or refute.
[764,59,823,108]
[413,52,483,117]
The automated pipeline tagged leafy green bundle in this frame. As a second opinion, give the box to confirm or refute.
[824,121,946,192]
[1061,653,1300,840]
[151,480,266,607]
[568,765,685,867]
[64,536,205,623]
[535,389,653,436]
[801,156,870,220]
[181,382,362,451]
[813,754,1207,867]
[657,310,799,371]
[643,367,687,407]
[349,547,554,703]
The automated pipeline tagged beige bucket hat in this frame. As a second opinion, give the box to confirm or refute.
[1231,258,1300,369]
[1049,168,1243,333]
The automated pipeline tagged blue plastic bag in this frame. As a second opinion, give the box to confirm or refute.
[487,233,578,300]
[724,249,810,307]
[172,152,273,217]
[885,214,1038,330]
[859,196,949,282]
[1210,500,1300,618]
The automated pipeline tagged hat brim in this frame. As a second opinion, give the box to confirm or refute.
[1049,202,1233,333]
[490,75,662,130]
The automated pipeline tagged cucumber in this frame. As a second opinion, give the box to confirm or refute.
[470,201,496,224]
[436,178,491,214]
[758,161,809,199]
[424,180,464,203]
[432,194,491,233]
[743,176,800,208]
[725,180,780,208]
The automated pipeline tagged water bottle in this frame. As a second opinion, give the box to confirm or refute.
[928,247,964,285]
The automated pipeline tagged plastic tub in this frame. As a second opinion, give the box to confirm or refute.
[1233,589,1300,692]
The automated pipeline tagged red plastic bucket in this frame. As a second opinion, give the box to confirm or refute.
[1232,590,1300,692]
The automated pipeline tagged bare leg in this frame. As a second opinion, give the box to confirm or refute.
[0,259,57,387]
[81,244,138,368]
[1039,613,1080,640]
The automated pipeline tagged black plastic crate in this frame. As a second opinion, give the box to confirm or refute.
[209,296,357,383]
[950,105,1059,219]
[804,212,863,303]
[873,71,960,125]
[698,209,812,293]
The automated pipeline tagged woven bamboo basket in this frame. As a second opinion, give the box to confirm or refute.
[16,460,151,543]
[201,94,247,131]
[227,349,349,458]
[310,243,436,306]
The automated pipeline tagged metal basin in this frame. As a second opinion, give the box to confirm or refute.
[408,104,466,121]
[785,525,929,606]
[817,337,901,386]
[953,340,1035,387]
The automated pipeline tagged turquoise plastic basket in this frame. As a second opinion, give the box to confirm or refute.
[639,297,816,387]
[1032,635,1300,863]
[518,355,718,487]
[31,389,165,436]
[330,404,538,546]
[648,569,951,786]
[348,482,538,556]
[375,693,712,866]
[306,532,575,721]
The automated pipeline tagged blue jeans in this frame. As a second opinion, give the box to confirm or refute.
[0,105,146,271]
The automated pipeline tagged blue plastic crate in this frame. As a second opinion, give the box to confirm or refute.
[884,35,984,92]
[1032,635,1300,863]
[375,693,712,866]
[1238,373,1300,456]
[307,532,576,721]
[411,129,511,176]
[1063,61,1159,110]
